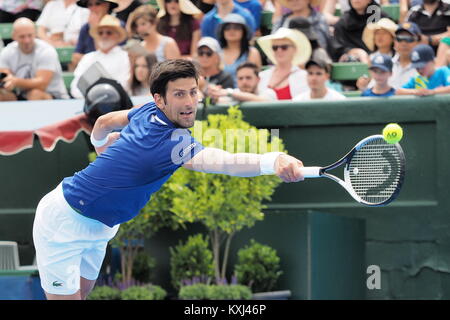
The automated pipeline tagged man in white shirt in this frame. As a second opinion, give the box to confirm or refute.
[36,0,90,47]
[293,59,346,101]
[70,15,129,98]
[0,18,69,101]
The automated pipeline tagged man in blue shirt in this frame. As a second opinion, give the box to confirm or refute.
[397,44,450,96]
[32,59,305,300]
[200,0,256,39]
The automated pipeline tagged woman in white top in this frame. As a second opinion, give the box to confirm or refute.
[127,5,181,62]
[36,0,90,47]
[256,27,311,100]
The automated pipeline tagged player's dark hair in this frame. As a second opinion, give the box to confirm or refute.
[236,62,259,77]
[149,59,199,99]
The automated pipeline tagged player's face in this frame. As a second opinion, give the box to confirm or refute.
[155,77,199,128]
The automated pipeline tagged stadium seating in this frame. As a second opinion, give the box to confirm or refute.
[261,10,273,32]
[56,46,75,64]
[331,62,369,81]
[62,72,75,91]
[0,23,13,40]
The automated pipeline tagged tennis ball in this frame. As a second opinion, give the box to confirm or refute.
[383,123,403,144]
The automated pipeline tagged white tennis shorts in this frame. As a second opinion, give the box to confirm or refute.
[32,183,119,295]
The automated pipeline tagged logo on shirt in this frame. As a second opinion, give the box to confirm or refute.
[52,281,63,287]
[179,143,197,158]
[411,51,420,62]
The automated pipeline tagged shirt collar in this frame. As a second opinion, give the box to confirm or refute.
[153,105,176,128]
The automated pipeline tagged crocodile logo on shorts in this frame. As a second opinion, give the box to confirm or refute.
[52,281,63,287]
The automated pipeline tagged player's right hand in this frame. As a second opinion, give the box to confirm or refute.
[95,132,121,155]
[274,154,305,183]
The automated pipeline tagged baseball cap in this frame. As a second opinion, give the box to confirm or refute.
[410,44,435,69]
[305,59,331,74]
[197,37,222,53]
[369,54,393,72]
[395,22,421,39]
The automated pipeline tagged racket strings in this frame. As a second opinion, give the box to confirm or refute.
[347,137,404,205]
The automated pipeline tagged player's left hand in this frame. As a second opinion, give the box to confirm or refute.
[274,154,304,183]
[94,132,121,155]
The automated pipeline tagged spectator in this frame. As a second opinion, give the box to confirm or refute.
[397,44,450,95]
[0,0,43,23]
[216,14,262,84]
[71,0,119,70]
[256,27,311,100]
[127,5,181,62]
[362,18,398,58]
[200,0,256,39]
[0,18,69,101]
[288,16,332,65]
[333,0,390,63]
[128,52,157,96]
[234,0,263,30]
[196,37,235,96]
[113,0,142,23]
[36,0,90,47]
[293,59,346,100]
[156,0,202,58]
[361,53,396,96]
[70,15,130,98]
[406,0,450,51]
[209,62,272,103]
[272,0,332,56]
[358,21,421,90]
[322,0,387,25]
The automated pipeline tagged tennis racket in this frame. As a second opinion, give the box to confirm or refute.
[299,135,405,206]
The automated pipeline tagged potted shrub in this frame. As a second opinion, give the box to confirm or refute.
[235,239,290,300]
[179,283,252,300]
[170,234,215,290]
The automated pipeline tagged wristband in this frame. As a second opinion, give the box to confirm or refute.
[90,133,109,147]
[260,152,284,175]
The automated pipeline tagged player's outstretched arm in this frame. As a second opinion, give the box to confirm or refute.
[182,147,305,183]
[90,108,137,155]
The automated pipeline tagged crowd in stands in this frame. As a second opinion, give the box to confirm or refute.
[0,0,449,103]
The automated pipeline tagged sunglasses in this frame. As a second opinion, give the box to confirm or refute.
[87,1,103,7]
[98,30,114,36]
[395,35,415,43]
[224,24,243,31]
[272,44,293,51]
[198,50,213,57]
[165,0,179,3]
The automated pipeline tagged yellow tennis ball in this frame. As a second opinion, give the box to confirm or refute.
[383,123,403,144]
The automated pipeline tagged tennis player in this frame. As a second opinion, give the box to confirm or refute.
[32,59,305,300]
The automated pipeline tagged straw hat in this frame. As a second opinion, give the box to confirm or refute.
[278,0,321,10]
[77,0,119,10]
[256,27,312,66]
[362,18,398,52]
[156,0,201,18]
[90,15,128,44]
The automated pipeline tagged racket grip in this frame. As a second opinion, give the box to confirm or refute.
[300,166,322,178]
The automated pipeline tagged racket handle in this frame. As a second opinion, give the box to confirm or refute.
[300,166,322,178]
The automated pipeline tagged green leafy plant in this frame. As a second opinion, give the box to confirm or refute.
[234,239,283,293]
[132,250,156,283]
[169,106,284,283]
[170,234,214,289]
[178,284,252,300]
[87,286,121,300]
[120,284,167,300]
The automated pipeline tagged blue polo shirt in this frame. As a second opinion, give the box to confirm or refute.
[361,87,396,97]
[402,67,450,90]
[235,0,262,29]
[62,102,204,227]
[200,2,256,39]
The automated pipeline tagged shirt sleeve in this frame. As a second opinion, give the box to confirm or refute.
[401,77,416,89]
[36,46,59,72]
